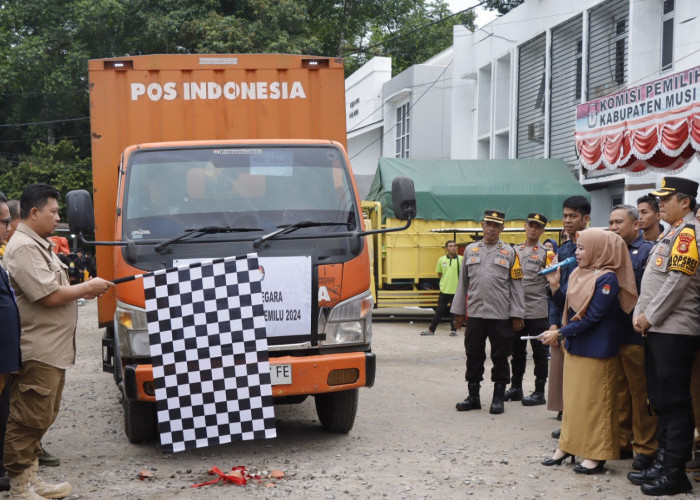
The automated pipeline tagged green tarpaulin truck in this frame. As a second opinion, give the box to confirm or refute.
[362,158,590,308]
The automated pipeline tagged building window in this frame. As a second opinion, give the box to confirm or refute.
[395,102,410,158]
[588,0,628,98]
[535,69,546,113]
[662,0,674,71]
[614,18,627,86]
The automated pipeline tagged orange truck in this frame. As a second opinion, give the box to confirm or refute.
[66,54,415,443]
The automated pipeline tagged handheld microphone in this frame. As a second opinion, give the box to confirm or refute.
[538,256,576,276]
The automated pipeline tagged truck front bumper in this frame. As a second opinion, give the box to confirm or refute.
[123,351,376,402]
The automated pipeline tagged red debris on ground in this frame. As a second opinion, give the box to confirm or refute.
[191,465,285,488]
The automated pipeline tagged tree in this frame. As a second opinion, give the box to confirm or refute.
[337,0,476,76]
[0,0,475,192]
[483,0,525,15]
[0,140,91,218]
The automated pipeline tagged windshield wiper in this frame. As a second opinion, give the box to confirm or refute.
[154,225,262,254]
[253,220,352,248]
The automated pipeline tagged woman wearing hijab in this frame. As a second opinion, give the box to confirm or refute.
[539,229,637,474]
[543,238,558,254]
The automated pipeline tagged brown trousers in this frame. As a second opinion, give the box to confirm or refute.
[547,345,563,412]
[3,361,65,476]
[617,344,658,455]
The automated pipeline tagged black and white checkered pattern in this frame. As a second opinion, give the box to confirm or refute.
[143,254,276,453]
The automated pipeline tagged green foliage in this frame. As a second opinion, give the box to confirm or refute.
[0,141,91,217]
[483,0,526,15]
[0,0,476,193]
[356,0,475,76]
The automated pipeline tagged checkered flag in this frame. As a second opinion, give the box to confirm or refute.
[143,253,276,453]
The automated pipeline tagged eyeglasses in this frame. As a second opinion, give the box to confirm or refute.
[0,218,10,227]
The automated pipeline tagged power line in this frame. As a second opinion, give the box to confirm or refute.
[0,117,89,128]
[342,3,484,58]
[0,89,88,97]
[0,133,91,145]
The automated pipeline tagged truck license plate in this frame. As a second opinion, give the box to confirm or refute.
[270,364,292,385]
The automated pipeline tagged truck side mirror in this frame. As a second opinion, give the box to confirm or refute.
[391,177,416,221]
[66,190,95,235]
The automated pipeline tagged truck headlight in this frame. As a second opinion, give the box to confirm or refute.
[115,302,150,358]
[319,291,373,346]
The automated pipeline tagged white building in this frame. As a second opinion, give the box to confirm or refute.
[346,49,455,198]
[345,57,391,198]
[347,0,700,226]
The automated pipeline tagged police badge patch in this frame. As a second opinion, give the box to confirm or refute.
[669,226,699,276]
[510,254,523,280]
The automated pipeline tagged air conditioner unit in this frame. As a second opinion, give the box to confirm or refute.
[528,121,545,142]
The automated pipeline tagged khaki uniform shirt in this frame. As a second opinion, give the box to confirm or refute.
[451,239,525,320]
[4,223,78,369]
[515,242,548,319]
[634,212,700,335]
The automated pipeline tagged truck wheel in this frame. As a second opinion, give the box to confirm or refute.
[314,389,358,433]
[123,398,157,443]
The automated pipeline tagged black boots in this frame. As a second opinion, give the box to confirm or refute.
[522,378,547,406]
[489,383,506,414]
[457,383,507,414]
[456,382,481,411]
[628,448,665,486]
[504,380,523,401]
[640,462,692,496]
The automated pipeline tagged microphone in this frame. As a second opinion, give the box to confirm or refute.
[538,256,576,276]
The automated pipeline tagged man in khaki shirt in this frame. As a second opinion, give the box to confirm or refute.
[3,183,113,499]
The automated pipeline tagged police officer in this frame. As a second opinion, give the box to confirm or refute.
[505,213,549,406]
[608,205,657,471]
[451,210,525,415]
[630,177,700,496]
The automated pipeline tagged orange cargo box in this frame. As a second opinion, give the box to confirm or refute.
[88,54,348,325]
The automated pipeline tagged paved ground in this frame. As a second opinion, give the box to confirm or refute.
[32,301,697,499]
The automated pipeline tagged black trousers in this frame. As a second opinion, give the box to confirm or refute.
[646,331,700,464]
[465,317,513,385]
[510,317,549,383]
[428,292,455,332]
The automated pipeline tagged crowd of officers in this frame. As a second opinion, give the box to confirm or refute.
[427,176,700,496]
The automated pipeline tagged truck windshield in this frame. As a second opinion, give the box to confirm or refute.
[123,146,358,241]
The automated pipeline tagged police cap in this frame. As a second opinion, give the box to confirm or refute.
[650,176,699,198]
[526,213,547,227]
[483,210,505,225]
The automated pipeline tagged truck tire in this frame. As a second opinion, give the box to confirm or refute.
[314,389,358,433]
[123,398,157,443]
